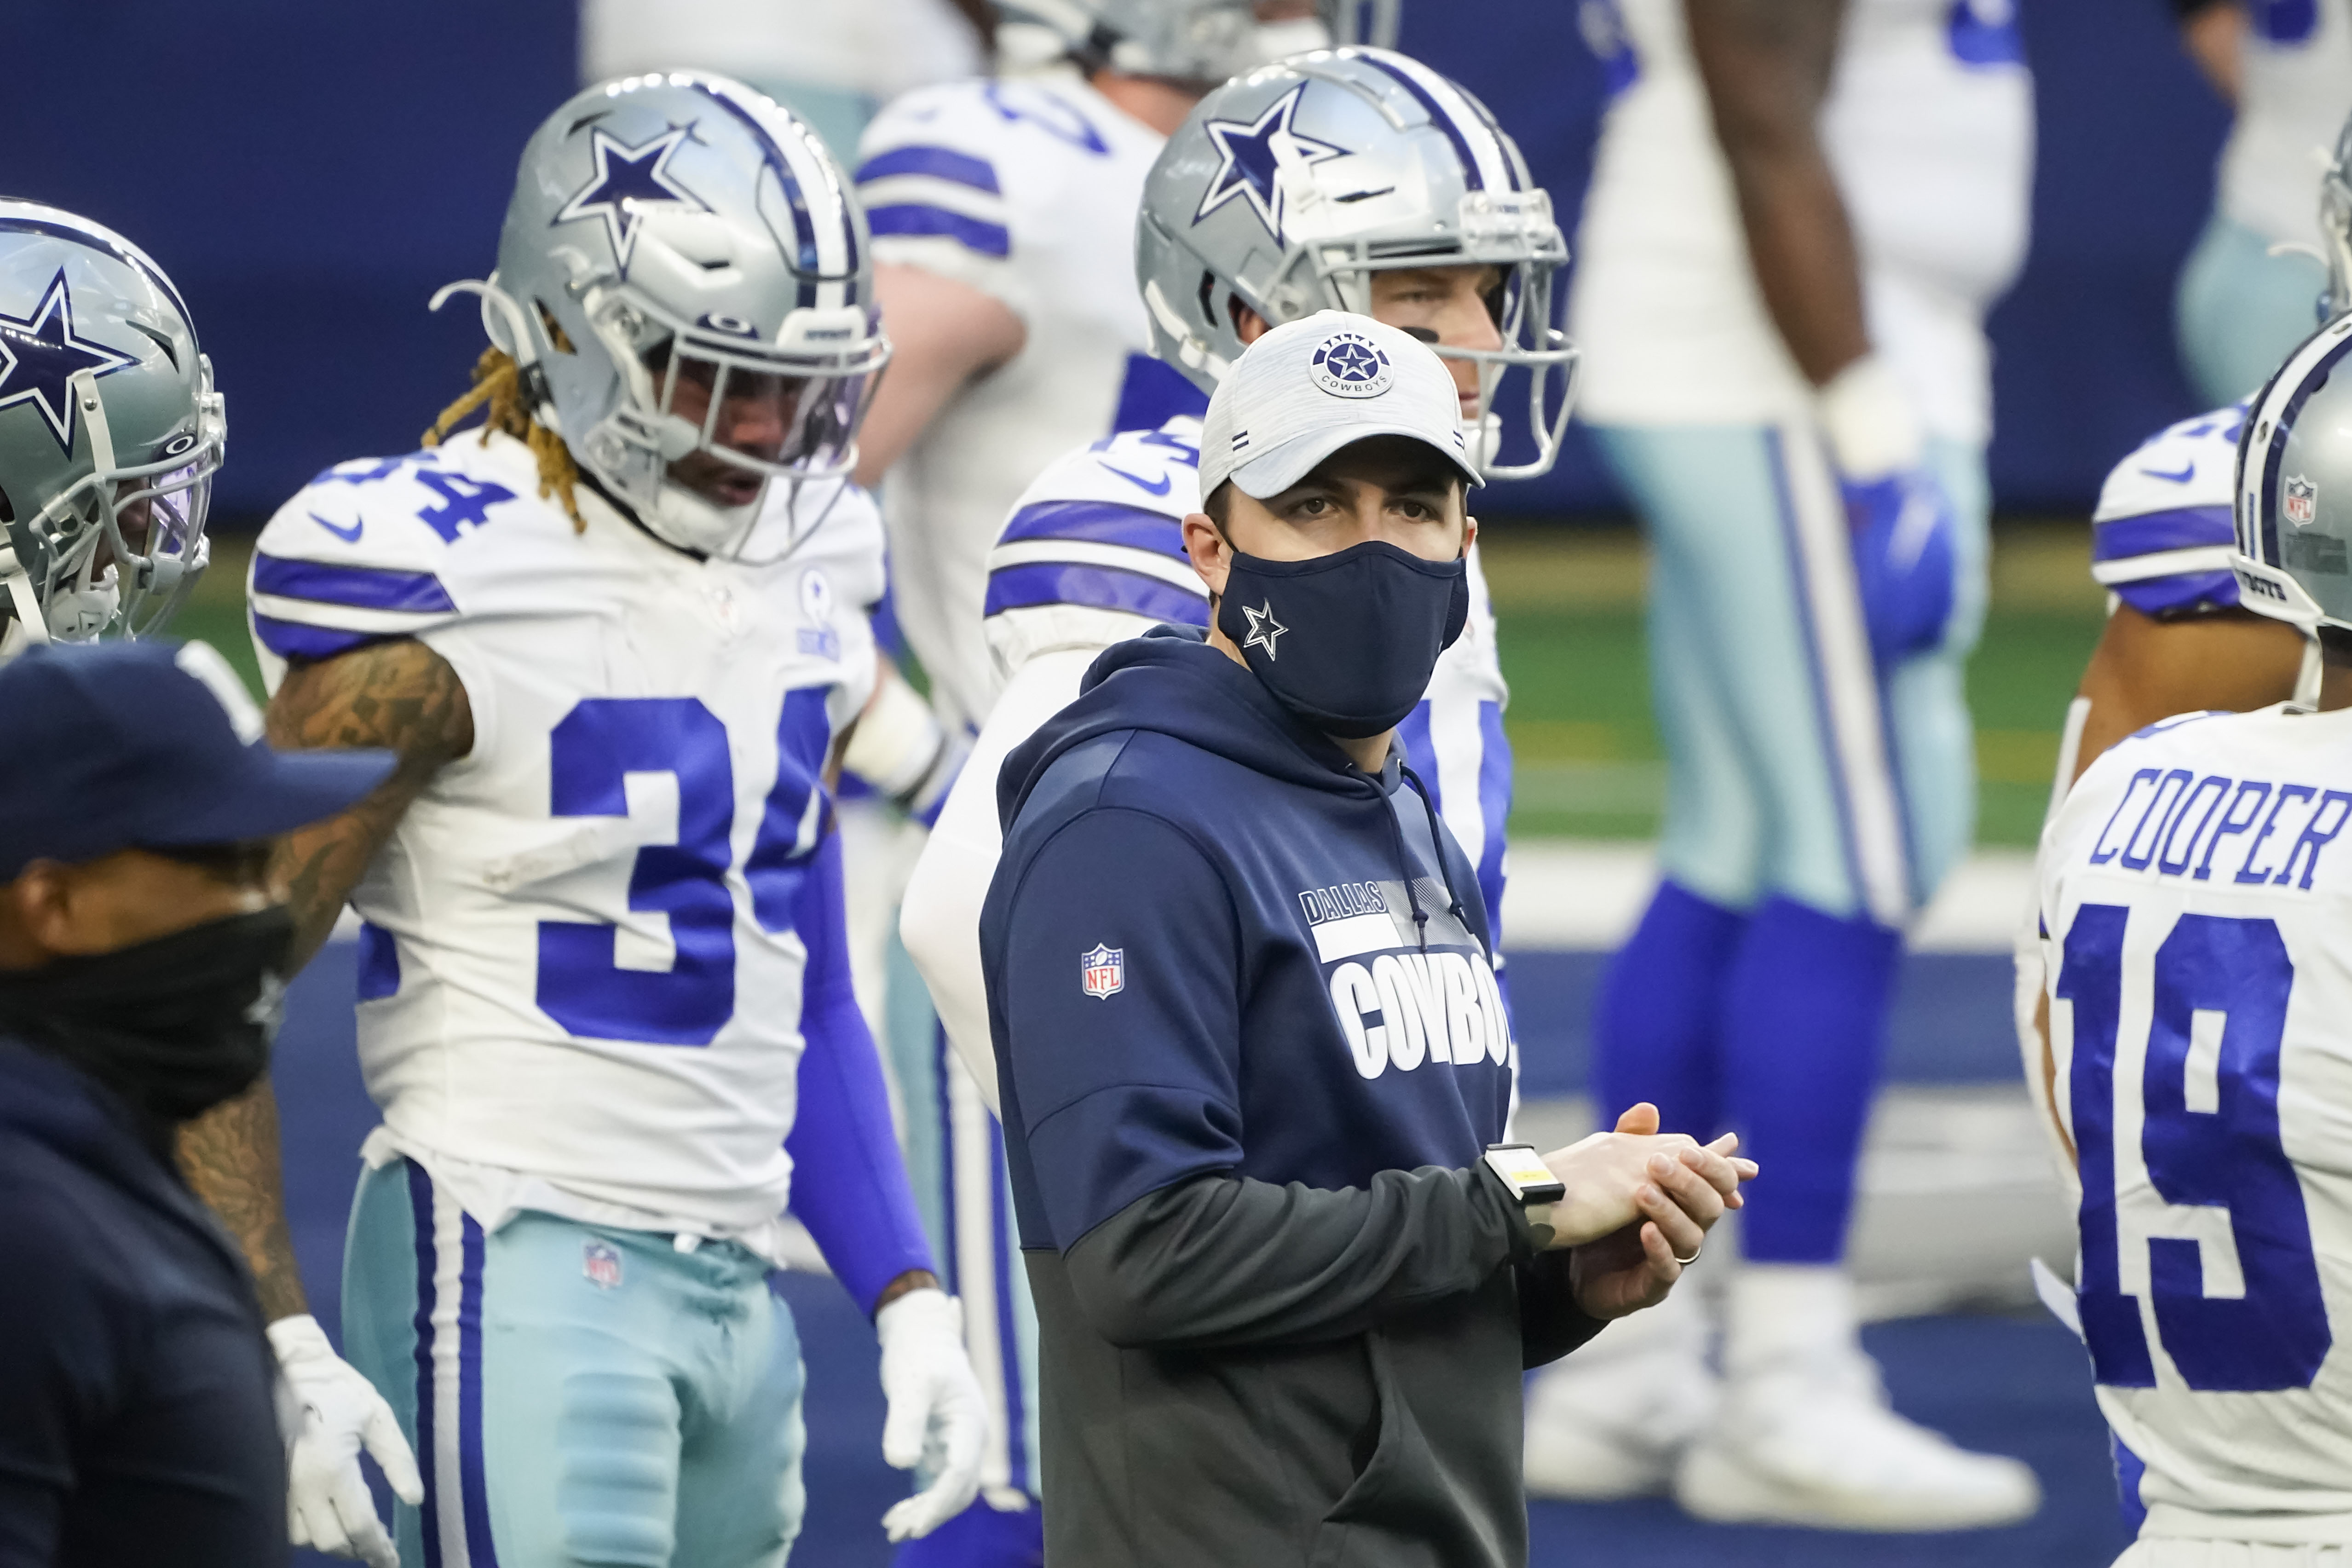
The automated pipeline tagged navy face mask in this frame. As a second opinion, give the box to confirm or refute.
[1217,539,1470,740]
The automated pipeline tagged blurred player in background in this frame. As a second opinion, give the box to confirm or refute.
[580,0,989,162]
[2173,0,2350,405]
[850,0,1351,738]
[893,44,1572,1559]
[0,202,225,655]
[179,75,988,1567]
[1528,0,2040,1530]
[2038,308,2352,1564]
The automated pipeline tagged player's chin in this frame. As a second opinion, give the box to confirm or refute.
[692,473,767,511]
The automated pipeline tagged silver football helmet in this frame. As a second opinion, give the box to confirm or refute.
[446,72,888,559]
[0,201,222,646]
[2322,110,2351,323]
[2231,311,2352,707]
[994,0,1397,84]
[1136,48,1575,480]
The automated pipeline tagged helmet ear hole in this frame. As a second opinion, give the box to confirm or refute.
[0,484,14,525]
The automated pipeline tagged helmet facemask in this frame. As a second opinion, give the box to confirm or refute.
[564,280,887,561]
[3,356,223,644]
[2322,119,2352,324]
[1228,189,1579,481]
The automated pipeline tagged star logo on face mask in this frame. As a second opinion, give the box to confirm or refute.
[554,125,710,270]
[1241,600,1288,661]
[1193,83,1349,243]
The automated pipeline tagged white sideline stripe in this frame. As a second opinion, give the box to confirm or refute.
[1312,911,1403,963]
[1779,427,1913,927]
[1498,843,2034,955]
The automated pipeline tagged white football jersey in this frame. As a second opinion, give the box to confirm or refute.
[2041,705,2352,1543]
[855,66,1206,730]
[248,431,884,1246]
[2220,0,2352,248]
[1570,0,2033,442]
[901,416,1513,1104]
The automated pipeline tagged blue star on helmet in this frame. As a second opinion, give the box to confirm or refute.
[0,270,138,456]
[1241,600,1288,661]
[554,126,710,270]
[1193,83,1349,243]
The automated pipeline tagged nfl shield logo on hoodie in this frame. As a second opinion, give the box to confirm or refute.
[1081,943,1125,999]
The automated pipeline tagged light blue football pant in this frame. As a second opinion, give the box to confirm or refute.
[342,1158,807,1568]
[2177,211,2334,408]
[1596,423,1989,921]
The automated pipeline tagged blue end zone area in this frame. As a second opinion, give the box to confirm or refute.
[1508,951,2021,1098]
[275,943,2117,1568]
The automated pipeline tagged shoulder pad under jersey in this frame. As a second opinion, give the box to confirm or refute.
[246,433,559,681]
[2091,404,2245,616]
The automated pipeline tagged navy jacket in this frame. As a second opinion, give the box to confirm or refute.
[0,1040,287,1568]
[983,629,1600,1568]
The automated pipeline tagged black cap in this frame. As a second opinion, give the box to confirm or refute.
[0,640,395,881]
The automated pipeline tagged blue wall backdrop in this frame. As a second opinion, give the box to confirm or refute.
[3,0,2233,520]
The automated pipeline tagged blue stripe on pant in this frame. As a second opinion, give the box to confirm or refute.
[341,1157,807,1568]
[1589,422,1988,1262]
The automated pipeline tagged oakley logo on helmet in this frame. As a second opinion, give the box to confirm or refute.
[553,126,711,270]
[697,311,759,338]
[1310,331,1393,399]
[0,271,138,455]
[1193,83,1348,244]
[2285,474,2320,527]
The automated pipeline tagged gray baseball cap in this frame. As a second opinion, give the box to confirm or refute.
[1198,311,1484,502]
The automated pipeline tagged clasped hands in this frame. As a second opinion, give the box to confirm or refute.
[1529,1103,1758,1321]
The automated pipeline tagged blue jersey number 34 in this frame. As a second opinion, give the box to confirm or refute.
[2058,905,2329,1391]
[536,691,833,1046]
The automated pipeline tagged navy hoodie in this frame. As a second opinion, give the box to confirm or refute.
[982,628,1601,1568]
[0,1039,287,1568]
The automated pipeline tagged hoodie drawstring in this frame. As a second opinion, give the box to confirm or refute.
[1397,762,1482,961]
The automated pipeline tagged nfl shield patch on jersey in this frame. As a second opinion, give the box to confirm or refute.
[583,1239,623,1290]
[1081,943,1125,999]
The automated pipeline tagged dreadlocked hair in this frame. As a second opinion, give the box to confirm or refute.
[422,347,584,531]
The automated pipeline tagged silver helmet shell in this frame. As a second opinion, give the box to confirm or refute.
[466,72,887,559]
[2232,312,2352,704]
[993,0,1395,84]
[2323,109,2351,324]
[0,201,223,646]
[1136,47,1575,479]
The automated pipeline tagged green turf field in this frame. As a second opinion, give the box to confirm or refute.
[179,522,2109,847]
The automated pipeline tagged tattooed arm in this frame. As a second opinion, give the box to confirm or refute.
[178,639,474,1319]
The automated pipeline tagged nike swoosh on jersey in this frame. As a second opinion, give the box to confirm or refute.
[2139,461,2197,484]
[1095,460,1173,497]
[310,511,364,543]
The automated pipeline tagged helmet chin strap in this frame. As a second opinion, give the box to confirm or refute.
[2291,637,2326,715]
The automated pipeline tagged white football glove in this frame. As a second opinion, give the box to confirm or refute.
[874,1287,988,1542]
[270,1314,425,1568]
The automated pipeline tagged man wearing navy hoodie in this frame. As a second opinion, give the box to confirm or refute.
[0,641,392,1567]
[981,314,1758,1566]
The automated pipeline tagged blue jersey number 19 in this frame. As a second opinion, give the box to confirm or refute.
[2058,905,2330,1392]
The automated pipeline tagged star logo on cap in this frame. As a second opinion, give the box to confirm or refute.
[554,126,710,270]
[1241,600,1288,661]
[0,271,138,455]
[1309,329,1395,399]
[1193,83,1348,244]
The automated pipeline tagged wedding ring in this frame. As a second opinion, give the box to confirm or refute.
[1671,1244,1702,1266]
